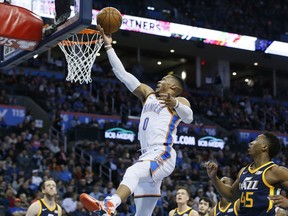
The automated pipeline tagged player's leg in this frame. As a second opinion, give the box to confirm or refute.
[135,197,160,216]
[111,146,175,214]
[81,161,151,214]
[134,180,162,216]
[131,146,176,215]
[81,146,176,214]
[118,161,151,196]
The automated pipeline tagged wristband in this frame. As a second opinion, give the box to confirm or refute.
[104,45,112,48]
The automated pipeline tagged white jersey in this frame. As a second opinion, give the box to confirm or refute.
[138,93,181,150]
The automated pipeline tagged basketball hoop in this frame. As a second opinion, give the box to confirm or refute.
[58,29,103,84]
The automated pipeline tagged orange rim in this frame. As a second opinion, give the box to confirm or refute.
[78,29,100,34]
[58,29,102,46]
[59,40,102,46]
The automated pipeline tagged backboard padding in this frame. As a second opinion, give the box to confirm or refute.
[0,0,92,69]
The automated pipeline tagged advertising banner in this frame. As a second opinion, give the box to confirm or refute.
[104,127,136,143]
[237,129,288,146]
[10,0,288,57]
[0,104,26,126]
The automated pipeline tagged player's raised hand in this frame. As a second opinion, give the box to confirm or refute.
[268,194,288,208]
[205,161,218,179]
[96,24,112,46]
[157,93,177,108]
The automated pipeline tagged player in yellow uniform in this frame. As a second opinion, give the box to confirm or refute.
[209,177,239,216]
[169,186,199,216]
[26,178,62,216]
[206,132,288,216]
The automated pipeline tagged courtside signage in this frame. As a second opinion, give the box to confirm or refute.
[105,127,136,142]
[174,135,195,145]
[173,134,225,149]
[197,136,225,150]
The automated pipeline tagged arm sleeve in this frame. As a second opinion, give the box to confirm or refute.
[174,101,194,124]
[106,48,141,92]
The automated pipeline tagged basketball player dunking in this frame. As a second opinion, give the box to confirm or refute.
[79,25,194,216]
[205,132,288,216]
[26,178,62,216]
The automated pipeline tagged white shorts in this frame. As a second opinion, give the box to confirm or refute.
[139,145,176,180]
[134,180,162,198]
[133,145,176,197]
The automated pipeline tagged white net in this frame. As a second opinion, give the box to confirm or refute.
[58,29,103,84]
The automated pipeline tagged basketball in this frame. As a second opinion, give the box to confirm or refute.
[97,7,122,34]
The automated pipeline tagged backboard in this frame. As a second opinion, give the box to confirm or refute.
[0,0,92,69]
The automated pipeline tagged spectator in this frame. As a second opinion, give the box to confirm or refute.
[16,150,31,174]
[70,201,89,216]
[9,198,26,216]
[58,165,72,184]
[194,188,205,207]
[61,192,77,213]
[94,146,107,165]
[77,178,90,195]
[46,139,61,154]
[55,146,68,165]
[17,180,34,200]
[89,185,104,200]
[205,186,218,207]
[103,181,116,197]
[31,150,43,170]
[31,170,43,188]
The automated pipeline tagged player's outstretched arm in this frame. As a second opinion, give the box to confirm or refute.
[205,161,240,202]
[96,25,153,102]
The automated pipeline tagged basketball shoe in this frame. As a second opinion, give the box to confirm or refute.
[80,193,116,216]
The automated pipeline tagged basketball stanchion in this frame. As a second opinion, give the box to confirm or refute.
[58,29,103,84]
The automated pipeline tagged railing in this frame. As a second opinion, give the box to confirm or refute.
[49,127,67,151]
[74,143,111,181]
[258,107,278,130]
[120,103,131,117]
[96,89,116,113]
[74,145,93,168]
[99,164,112,182]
